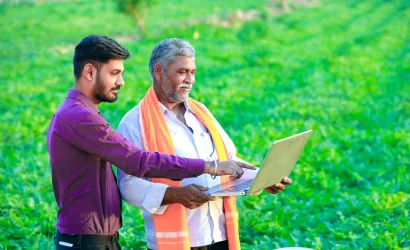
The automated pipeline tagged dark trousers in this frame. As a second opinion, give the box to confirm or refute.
[54,230,121,250]
[148,240,228,250]
[191,240,229,250]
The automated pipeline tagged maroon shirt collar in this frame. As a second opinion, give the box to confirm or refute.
[67,89,100,114]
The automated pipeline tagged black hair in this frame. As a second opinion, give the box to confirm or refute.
[73,34,130,79]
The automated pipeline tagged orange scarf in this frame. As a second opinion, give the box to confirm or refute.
[139,87,240,250]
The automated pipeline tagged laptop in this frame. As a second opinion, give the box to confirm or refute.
[205,130,313,196]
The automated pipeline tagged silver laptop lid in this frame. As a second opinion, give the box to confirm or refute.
[248,130,313,194]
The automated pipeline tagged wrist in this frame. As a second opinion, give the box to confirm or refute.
[204,161,218,178]
[204,161,212,174]
[162,186,178,205]
[211,160,218,179]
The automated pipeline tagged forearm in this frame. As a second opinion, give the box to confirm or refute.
[122,150,207,179]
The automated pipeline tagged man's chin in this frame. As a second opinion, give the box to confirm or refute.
[176,97,187,103]
[99,94,118,103]
[178,93,189,101]
[106,99,117,103]
[108,96,118,103]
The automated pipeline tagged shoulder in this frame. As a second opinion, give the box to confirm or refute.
[191,99,218,121]
[118,104,141,128]
[117,104,141,135]
[189,98,213,114]
[55,99,104,127]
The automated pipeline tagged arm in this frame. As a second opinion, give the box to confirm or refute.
[72,113,203,179]
[117,119,215,212]
[118,169,215,212]
[118,169,169,214]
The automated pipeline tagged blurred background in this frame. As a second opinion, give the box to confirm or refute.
[0,0,409,249]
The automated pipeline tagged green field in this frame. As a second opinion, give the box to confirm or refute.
[0,0,409,249]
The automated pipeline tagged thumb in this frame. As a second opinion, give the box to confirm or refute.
[191,184,209,191]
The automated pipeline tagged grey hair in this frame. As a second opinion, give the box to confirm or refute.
[149,38,196,80]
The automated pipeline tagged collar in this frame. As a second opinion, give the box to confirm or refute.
[159,100,195,115]
[67,89,100,114]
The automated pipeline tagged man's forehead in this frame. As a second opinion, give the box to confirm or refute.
[103,59,124,70]
[169,56,195,68]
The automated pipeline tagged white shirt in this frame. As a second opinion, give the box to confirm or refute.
[117,101,239,249]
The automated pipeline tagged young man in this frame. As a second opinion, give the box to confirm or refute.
[117,38,292,250]
[47,35,253,250]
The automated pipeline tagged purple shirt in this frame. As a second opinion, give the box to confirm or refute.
[47,89,204,235]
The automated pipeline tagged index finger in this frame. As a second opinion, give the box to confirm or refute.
[203,193,216,201]
[193,190,216,202]
[234,161,256,170]
[229,162,248,180]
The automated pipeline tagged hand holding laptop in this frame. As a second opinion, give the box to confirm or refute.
[265,177,292,194]
[240,169,292,195]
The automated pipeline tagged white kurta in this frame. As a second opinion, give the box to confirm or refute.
[117,101,240,249]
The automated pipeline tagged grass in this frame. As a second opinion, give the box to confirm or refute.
[0,0,409,249]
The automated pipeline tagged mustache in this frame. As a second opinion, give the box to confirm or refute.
[178,83,191,88]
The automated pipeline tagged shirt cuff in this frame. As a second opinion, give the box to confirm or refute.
[185,158,205,177]
[142,182,169,214]
[155,204,168,215]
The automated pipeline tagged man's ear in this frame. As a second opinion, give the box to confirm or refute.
[83,63,95,81]
[154,64,164,81]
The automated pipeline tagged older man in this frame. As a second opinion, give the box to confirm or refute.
[117,38,291,250]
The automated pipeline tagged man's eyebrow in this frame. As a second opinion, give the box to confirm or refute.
[178,67,196,71]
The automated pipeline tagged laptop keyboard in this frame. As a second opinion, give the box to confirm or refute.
[220,179,253,193]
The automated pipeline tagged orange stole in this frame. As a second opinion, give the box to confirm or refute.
[139,87,240,250]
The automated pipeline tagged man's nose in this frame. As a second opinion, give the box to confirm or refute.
[117,75,125,86]
[185,72,195,85]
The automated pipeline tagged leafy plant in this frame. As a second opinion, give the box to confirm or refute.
[115,0,159,34]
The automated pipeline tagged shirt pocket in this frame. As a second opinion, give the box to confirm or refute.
[201,131,218,161]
